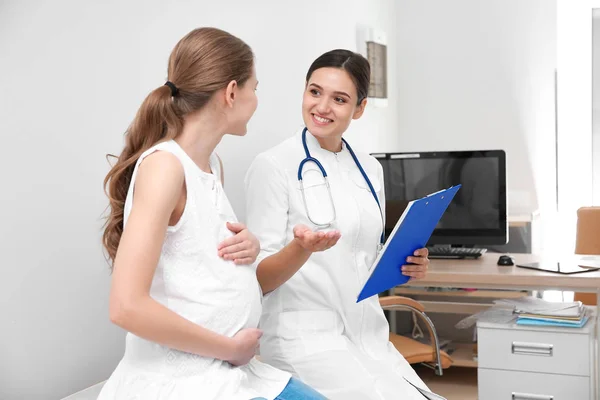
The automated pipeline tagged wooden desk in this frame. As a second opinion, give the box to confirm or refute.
[396,253,600,398]
[406,253,600,291]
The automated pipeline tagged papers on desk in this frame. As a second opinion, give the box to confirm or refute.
[495,297,589,328]
[516,316,589,328]
[573,254,600,269]
[496,296,582,316]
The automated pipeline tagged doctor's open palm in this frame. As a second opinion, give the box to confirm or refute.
[293,224,341,252]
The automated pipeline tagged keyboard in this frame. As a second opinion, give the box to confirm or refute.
[427,247,487,259]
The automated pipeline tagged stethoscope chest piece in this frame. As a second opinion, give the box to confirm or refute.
[297,127,385,247]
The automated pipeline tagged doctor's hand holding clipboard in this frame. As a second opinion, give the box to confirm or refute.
[402,247,430,280]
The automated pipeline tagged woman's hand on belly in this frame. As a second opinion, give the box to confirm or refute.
[224,328,263,366]
[293,224,341,253]
[217,222,260,265]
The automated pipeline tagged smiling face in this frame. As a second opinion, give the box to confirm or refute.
[302,67,366,148]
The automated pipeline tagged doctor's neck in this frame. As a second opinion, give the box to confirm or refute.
[314,134,344,153]
[175,109,226,173]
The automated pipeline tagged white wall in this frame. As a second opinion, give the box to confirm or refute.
[593,9,600,205]
[0,1,563,398]
[393,0,557,222]
[0,1,399,399]
[555,0,597,253]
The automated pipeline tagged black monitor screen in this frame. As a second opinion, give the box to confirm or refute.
[374,150,507,246]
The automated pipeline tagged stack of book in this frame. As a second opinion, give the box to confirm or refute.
[495,297,589,328]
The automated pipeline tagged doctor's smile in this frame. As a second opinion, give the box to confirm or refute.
[312,114,333,125]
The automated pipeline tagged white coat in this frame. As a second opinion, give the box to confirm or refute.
[245,129,440,400]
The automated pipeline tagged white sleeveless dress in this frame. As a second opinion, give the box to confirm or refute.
[98,140,290,400]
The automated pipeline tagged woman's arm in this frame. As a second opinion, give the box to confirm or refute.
[109,151,257,364]
[245,154,339,295]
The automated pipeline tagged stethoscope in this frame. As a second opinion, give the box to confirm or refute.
[297,127,385,251]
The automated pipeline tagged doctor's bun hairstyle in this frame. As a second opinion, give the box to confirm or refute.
[305,49,370,105]
[102,27,254,265]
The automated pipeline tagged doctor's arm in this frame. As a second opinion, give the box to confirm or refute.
[245,154,340,294]
[108,153,259,366]
[257,225,340,294]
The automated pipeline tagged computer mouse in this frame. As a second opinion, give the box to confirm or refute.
[497,255,514,266]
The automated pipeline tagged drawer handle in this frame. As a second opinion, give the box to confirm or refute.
[512,393,554,400]
[511,341,553,357]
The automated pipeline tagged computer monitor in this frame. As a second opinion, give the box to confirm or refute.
[373,150,507,247]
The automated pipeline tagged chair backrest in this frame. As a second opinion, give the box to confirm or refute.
[575,207,600,255]
[574,207,600,305]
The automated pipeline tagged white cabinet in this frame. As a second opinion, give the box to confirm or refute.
[477,313,595,399]
[479,369,589,400]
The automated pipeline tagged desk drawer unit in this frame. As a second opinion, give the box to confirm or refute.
[477,313,596,400]
[478,326,591,376]
[478,368,590,400]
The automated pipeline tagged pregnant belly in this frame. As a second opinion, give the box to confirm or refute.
[164,267,263,336]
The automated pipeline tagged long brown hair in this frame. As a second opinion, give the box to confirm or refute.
[103,27,254,264]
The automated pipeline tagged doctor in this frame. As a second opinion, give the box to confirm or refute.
[242,49,435,399]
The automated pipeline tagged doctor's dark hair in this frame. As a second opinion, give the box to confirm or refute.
[305,49,370,105]
[102,27,254,265]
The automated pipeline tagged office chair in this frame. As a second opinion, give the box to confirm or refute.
[379,295,453,376]
[573,207,600,305]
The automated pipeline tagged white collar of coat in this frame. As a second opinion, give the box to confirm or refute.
[296,126,348,158]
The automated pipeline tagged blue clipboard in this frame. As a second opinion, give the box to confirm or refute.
[357,185,461,302]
